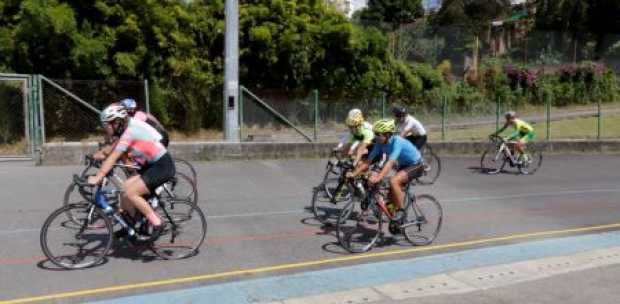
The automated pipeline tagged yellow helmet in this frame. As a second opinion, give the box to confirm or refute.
[345,110,364,127]
[372,119,396,134]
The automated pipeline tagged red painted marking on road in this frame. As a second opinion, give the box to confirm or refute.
[0,228,322,266]
[0,256,46,265]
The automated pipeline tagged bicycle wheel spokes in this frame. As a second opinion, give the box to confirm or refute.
[323,177,352,202]
[312,179,350,225]
[152,200,207,260]
[481,147,505,174]
[161,172,198,205]
[336,200,382,253]
[402,194,442,246]
[40,204,113,269]
[519,144,543,175]
[173,158,197,183]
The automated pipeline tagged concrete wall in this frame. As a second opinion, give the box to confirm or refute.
[38,140,620,166]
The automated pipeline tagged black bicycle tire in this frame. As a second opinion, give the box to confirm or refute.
[402,194,443,246]
[417,146,441,185]
[311,180,351,225]
[40,204,114,269]
[168,172,199,206]
[150,199,207,260]
[336,199,382,253]
[173,157,197,184]
[480,147,505,174]
[518,144,543,175]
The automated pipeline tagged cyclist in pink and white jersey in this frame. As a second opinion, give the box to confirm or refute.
[88,104,175,241]
[120,98,169,147]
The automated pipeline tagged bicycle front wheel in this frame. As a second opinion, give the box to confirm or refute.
[151,199,207,260]
[417,146,441,185]
[312,178,351,225]
[481,147,505,174]
[40,204,113,269]
[336,199,383,253]
[402,194,442,246]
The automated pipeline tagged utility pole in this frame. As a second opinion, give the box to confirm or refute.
[224,0,240,141]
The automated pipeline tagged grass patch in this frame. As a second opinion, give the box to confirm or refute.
[429,114,620,141]
[0,138,27,155]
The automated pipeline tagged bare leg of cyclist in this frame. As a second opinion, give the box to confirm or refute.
[389,171,409,211]
[123,176,162,227]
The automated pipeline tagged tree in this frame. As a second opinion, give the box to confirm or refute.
[357,0,424,31]
[431,0,512,75]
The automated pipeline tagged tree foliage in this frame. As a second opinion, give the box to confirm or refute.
[0,0,428,131]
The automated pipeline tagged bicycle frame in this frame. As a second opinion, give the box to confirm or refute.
[492,138,520,166]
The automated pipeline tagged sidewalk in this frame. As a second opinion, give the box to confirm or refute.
[93,230,620,304]
[374,263,620,304]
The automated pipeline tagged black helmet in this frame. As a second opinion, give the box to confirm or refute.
[392,105,407,117]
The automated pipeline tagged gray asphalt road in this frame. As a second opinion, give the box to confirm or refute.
[0,155,619,303]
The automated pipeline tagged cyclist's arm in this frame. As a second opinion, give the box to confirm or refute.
[492,123,509,136]
[398,119,413,138]
[353,142,369,166]
[91,149,124,183]
[399,128,410,138]
[146,113,166,132]
[374,159,396,181]
[349,159,370,177]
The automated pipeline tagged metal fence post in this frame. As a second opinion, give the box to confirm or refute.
[441,95,447,141]
[545,91,551,141]
[144,79,150,114]
[496,95,501,131]
[27,76,35,155]
[37,74,45,145]
[238,85,244,142]
[381,93,386,119]
[313,89,319,142]
[597,99,601,140]
[31,75,40,149]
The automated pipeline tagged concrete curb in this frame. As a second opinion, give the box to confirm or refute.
[38,140,620,165]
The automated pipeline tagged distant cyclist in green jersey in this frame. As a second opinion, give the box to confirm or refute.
[491,111,535,163]
[338,109,375,166]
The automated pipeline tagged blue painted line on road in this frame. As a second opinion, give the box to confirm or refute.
[93,230,620,304]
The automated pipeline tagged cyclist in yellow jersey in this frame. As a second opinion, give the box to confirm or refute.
[491,111,535,162]
[338,109,375,166]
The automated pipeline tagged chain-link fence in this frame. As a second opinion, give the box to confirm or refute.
[237,86,620,143]
[42,78,147,143]
[0,76,29,156]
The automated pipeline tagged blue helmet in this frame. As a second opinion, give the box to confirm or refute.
[120,98,137,110]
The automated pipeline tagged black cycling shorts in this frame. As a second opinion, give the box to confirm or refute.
[405,135,427,150]
[398,163,424,182]
[138,152,176,193]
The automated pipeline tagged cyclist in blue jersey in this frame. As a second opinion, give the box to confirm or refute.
[347,119,424,216]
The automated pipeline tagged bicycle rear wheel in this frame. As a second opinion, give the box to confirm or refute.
[336,199,383,253]
[518,144,543,175]
[160,172,198,206]
[40,204,113,269]
[402,194,442,246]
[173,157,197,183]
[417,146,441,185]
[480,146,506,174]
[151,199,207,260]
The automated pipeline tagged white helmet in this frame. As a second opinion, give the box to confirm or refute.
[100,104,127,123]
